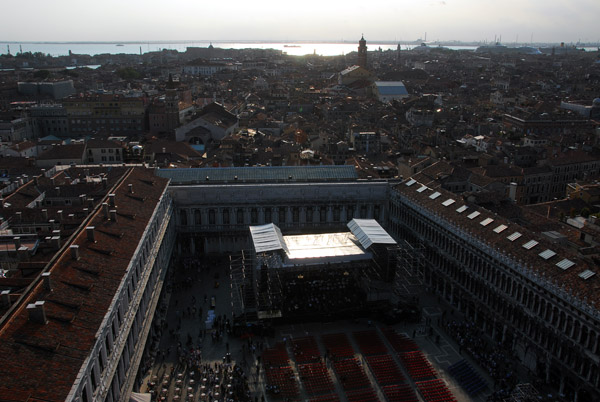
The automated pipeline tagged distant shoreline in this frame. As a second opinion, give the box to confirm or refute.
[2,40,599,47]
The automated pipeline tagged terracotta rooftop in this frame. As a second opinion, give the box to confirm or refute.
[0,167,169,401]
[396,178,600,316]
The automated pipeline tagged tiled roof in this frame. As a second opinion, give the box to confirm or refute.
[157,166,358,184]
[0,167,169,401]
[396,177,599,312]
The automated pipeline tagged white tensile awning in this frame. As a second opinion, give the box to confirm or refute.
[249,223,289,254]
[347,219,397,249]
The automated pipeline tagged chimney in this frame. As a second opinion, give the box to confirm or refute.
[18,246,29,261]
[15,212,22,222]
[41,272,52,291]
[55,187,60,196]
[51,235,61,249]
[83,208,89,216]
[50,177,55,186]
[108,194,115,207]
[57,210,63,221]
[87,198,94,208]
[86,226,95,242]
[48,219,56,230]
[13,236,21,250]
[0,198,3,207]
[42,209,48,220]
[27,301,47,324]
[79,194,86,205]
[110,210,117,222]
[103,203,109,219]
[128,184,133,193]
[70,245,79,260]
[1,290,10,307]
[102,177,107,189]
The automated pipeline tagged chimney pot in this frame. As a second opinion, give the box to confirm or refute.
[27,301,47,324]
[70,245,79,260]
[86,226,95,242]
[108,194,116,206]
[110,210,117,222]
[16,211,22,222]
[55,186,60,196]
[18,246,29,261]
[102,177,108,189]
[13,236,21,250]
[51,236,61,249]
[128,184,133,193]
[1,290,10,307]
[41,272,52,291]
[58,210,63,221]
[103,203,109,218]
[42,209,48,220]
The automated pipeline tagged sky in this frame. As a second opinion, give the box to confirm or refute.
[2,0,599,44]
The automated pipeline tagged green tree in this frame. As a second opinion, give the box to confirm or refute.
[33,70,50,80]
[116,67,142,80]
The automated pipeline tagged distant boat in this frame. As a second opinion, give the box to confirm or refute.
[116,44,124,47]
[284,45,301,48]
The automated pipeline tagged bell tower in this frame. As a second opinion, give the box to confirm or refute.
[358,34,367,68]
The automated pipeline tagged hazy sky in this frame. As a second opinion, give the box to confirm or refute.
[2,0,599,43]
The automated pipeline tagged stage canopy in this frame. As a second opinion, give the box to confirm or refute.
[347,219,397,249]
[283,232,370,266]
[249,223,288,254]
[250,219,396,267]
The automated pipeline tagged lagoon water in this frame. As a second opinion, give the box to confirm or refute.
[0,41,480,57]
[2,41,596,58]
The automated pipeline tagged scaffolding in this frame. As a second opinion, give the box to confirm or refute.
[229,250,257,321]
[394,239,426,301]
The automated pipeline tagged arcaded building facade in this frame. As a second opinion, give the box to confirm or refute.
[389,179,600,402]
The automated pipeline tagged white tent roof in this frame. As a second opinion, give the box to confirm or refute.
[347,219,397,249]
[249,223,288,254]
[282,232,370,266]
[130,393,151,402]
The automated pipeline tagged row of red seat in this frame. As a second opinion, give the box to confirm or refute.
[297,362,335,395]
[352,330,388,356]
[366,355,405,386]
[322,333,355,358]
[399,351,437,381]
[333,357,371,391]
[381,328,419,353]
[346,388,379,402]
[416,379,457,402]
[382,384,420,402]
[292,336,322,364]
[309,394,340,402]
[262,342,291,367]
[264,365,299,399]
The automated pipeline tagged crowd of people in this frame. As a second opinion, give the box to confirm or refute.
[444,320,519,401]
[278,269,367,319]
